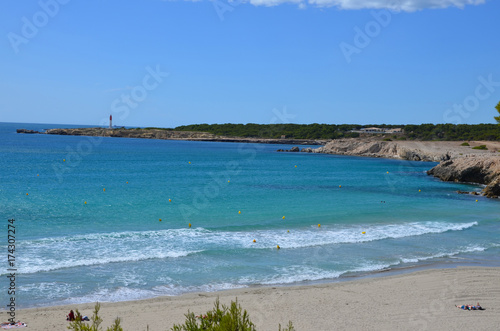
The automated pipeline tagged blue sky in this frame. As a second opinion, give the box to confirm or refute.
[1,0,499,127]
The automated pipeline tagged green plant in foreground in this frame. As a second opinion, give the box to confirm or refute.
[68,302,123,331]
[472,145,488,150]
[171,298,294,331]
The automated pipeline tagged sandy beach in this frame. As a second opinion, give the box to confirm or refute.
[13,267,499,331]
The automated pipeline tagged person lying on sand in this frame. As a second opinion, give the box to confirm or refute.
[0,321,27,327]
[455,303,484,310]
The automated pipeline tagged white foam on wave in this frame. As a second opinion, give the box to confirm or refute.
[236,221,478,250]
[58,287,158,305]
[400,245,487,263]
[57,282,248,306]
[16,249,199,275]
[13,221,478,275]
[18,282,77,300]
[152,282,247,296]
[240,263,390,286]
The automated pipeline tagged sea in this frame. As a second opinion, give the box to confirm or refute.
[1,122,499,309]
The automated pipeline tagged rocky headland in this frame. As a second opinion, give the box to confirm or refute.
[299,139,500,198]
[16,128,326,145]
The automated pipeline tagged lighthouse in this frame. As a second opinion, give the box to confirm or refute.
[109,115,112,129]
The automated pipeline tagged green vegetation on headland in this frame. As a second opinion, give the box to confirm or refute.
[166,123,500,141]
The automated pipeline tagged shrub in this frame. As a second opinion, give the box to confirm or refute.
[382,138,392,141]
[67,303,123,331]
[460,142,470,146]
[472,145,488,150]
[170,298,294,331]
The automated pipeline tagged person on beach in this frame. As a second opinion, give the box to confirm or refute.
[67,310,75,321]
[455,303,483,310]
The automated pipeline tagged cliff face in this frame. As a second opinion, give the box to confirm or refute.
[303,139,452,162]
[427,157,500,198]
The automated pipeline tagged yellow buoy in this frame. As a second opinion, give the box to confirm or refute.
[339,185,342,188]
[282,216,285,220]
[188,223,191,228]
[228,180,230,183]
[277,245,280,250]
[126,181,128,184]
[386,171,389,174]
[295,165,297,168]
[318,224,321,228]
[37,174,39,176]
[253,239,256,243]
[188,161,191,164]
[287,230,289,233]
[475,199,478,202]
[169,199,172,202]
[103,188,106,192]
[418,189,421,192]
[238,211,241,214]
[26,193,29,196]
[159,218,162,222]
[362,231,366,234]
[84,201,87,205]
[63,159,66,162]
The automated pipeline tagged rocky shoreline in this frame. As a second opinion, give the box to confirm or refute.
[16,128,326,145]
[290,139,500,198]
[427,157,500,198]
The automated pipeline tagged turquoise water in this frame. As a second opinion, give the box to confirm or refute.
[1,122,499,308]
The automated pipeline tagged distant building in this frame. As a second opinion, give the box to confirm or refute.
[109,115,112,129]
[385,128,403,133]
[359,127,403,134]
[281,135,286,139]
[360,127,384,133]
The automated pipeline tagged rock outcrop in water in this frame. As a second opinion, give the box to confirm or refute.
[427,157,500,198]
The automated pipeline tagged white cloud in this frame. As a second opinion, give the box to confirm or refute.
[232,0,486,11]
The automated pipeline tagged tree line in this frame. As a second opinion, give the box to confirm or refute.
[170,123,500,141]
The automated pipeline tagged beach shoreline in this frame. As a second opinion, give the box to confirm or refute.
[14,266,500,331]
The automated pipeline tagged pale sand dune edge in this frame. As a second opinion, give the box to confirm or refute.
[14,267,500,331]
